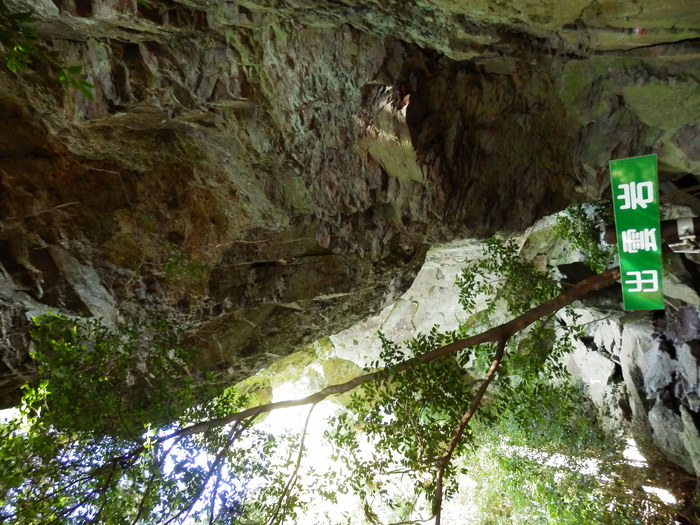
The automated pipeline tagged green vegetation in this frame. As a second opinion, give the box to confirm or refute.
[28,314,217,436]
[323,237,670,524]
[162,244,210,285]
[0,2,94,99]
[1,313,265,524]
[461,384,668,524]
[554,201,616,273]
[0,230,685,523]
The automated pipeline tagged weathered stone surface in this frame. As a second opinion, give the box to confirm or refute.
[569,295,700,476]
[512,199,700,476]
[681,406,700,477]
[565,339,616,408]
[649,402,694,473]
[301,240,487,369]
[47,244,119,323]
[1,0,699,412]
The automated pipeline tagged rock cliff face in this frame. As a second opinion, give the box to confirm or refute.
[1,0,699,410]
[522,213,700,482]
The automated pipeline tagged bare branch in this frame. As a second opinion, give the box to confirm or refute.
[131,435,187,525]
[207,449,226,525]
[4,201,80,222]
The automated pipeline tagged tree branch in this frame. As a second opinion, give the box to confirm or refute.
[76,264,618,525]
[267,403,317,525]
[432,338,508,524]
[163,419,251,525]
[131,434,187,525]
[167,267,620,440]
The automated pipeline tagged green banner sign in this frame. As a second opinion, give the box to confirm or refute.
[609,154,663,310]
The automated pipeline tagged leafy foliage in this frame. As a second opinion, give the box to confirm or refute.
[0,5,35,74]
[0,377,280,524]
[0,2,94,99]
[327,328,480,510]
[322,239,561,519]
[554,202,616,273]
[322,235,675,524]
[29,313,216,437]
[1,314,319,524]
[456,236,561,316]
[0,228,683,524]
[465,382,673,524]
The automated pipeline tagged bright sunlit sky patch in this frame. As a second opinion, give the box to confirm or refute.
[0,407,19,423]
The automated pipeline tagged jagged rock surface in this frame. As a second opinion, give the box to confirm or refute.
[1,0,699,409]
[519,211,700,484]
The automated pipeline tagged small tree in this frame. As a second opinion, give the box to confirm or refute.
[0,226,686,524]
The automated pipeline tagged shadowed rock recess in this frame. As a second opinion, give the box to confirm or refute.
[0,0,699,416]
